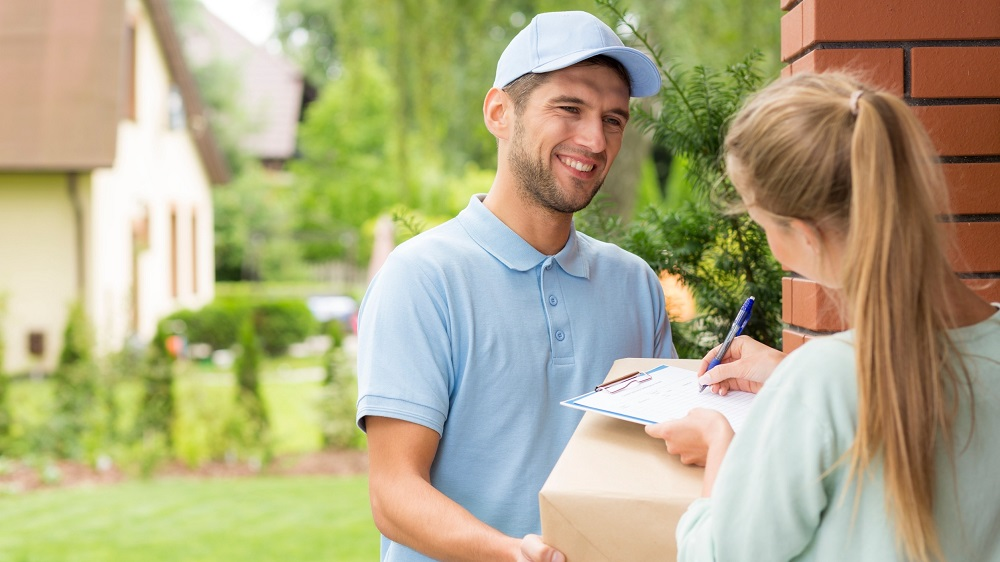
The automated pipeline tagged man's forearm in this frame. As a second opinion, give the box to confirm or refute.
[372,471,521,561]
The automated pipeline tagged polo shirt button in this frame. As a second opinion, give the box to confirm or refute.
[548,295,558,306]
[545,264,552,270]
[555,330,565,341]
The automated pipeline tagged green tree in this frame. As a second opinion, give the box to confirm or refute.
[628,0,784,76]
[233,316,269,440]
[318,321,361,449]
[274,0,340,87]
[135,326,177,448]
[588,0,785,358]
[213,163,307,281]
[50,302,101,459]
[291,48,402,262]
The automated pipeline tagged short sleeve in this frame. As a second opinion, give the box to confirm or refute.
[355,251,454,435]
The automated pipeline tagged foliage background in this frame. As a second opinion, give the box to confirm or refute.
[190,0,782,277]
[179,0,788,347]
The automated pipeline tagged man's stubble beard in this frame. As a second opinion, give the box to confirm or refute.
[507,121,605,215]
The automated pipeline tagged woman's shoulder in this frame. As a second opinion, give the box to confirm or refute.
[764,333,859,409]
[776,333,854,376]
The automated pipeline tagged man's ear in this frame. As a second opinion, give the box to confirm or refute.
[483,87,512,140]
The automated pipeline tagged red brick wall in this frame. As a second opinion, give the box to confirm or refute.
[779,0,1000,353]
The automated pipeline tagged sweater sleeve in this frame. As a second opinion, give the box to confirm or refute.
[675,341,853,561]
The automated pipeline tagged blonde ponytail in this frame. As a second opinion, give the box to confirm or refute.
[842,89,962,562]
[725,73,973,562]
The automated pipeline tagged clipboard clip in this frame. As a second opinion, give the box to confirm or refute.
[595,370,653,393]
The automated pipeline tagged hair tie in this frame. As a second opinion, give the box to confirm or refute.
[849,90,864,116]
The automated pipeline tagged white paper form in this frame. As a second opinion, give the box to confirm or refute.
[561,364,755,432]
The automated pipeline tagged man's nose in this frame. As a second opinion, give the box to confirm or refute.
[573,117,607,154]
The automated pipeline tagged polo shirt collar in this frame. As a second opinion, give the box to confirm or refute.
[458,195,591,279]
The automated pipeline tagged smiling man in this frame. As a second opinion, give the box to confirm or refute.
[356,11,674,562]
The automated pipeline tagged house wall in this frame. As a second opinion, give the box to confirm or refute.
[0,174,83,372]
[779,0,1000,352]
[88,0,215,355]
[0,0,216,373]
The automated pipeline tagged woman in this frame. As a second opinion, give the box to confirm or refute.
[647,72,1000,561]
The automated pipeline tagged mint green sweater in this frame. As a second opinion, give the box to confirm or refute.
[677,308,1000,561]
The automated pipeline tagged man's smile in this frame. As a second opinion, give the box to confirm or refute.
[557,154,596,173]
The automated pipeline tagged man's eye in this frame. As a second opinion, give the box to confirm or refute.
[560,106,580,113]
[605,117,624,127]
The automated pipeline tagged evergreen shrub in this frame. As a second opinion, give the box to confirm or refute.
[591,0,785,358]
[159,297,317,357]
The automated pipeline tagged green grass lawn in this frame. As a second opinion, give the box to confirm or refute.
[1,347,378,560]
[0,475,379,562]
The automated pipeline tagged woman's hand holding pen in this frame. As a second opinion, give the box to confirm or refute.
[696,335,785,396]
[647,336,783,496]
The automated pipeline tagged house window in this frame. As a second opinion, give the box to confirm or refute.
[170,209,178,298]
[131,210,148,332]
[168,84,185,130]
[28,331,45,358]
[122,20,136,120]
[191,210,198,295]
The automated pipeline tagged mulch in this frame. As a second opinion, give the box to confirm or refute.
[0,449,369,495]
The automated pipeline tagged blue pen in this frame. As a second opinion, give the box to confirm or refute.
[700,296,755,393]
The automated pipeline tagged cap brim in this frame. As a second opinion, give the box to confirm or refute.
[531,46,661,97]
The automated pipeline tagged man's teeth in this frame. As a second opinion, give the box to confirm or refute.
[562,157,594,172]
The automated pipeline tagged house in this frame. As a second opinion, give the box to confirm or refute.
[0,0,229,374]
[182,3,314,169]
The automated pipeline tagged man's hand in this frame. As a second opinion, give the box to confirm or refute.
[517,534,564,562]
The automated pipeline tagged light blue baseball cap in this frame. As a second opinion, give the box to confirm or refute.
[493,11,661,97]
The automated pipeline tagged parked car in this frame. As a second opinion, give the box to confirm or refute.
[306,294,358,334]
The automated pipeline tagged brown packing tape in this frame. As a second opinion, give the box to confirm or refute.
[540,358,705,562]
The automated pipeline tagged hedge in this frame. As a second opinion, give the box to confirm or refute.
[159,297,317,357]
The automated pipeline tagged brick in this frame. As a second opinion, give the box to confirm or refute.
[782,277,793,324]
[912,47,1000,99]
[781,3,805,61]
[788,48,903,96]
[790,277,847,332]
[963,279,1000,304]
[942,163,1000,215]
[782,329,808,353]
[910,105,1000,157]
[809,0,1000,44]
[802,0,818,55]
[948,221,1000,272]
[781,64,793,78]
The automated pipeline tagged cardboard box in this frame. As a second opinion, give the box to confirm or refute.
[540,358,705,562]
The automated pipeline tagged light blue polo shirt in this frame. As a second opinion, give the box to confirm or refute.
[357,194,675,562]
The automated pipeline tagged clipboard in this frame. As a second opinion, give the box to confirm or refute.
[561,363,755,431]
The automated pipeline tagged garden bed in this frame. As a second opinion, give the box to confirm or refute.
[0,449,368,494]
